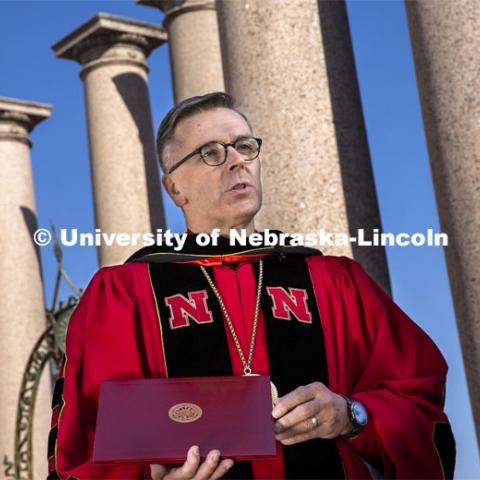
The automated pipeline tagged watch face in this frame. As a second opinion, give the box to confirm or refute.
[352,401,368,426]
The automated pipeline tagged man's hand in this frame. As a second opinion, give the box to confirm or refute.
[271,382,352,445]
[150,445,234,480]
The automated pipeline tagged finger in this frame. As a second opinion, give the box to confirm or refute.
[209,458,235,480]
[272,383,320,419]
[273,398,319,433]
[192,449,222,480]
[275,415,319,441]
[277,429,319,446]
[176,445,201,479]
[150,463,168,480]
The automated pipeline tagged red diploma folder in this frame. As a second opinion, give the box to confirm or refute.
[93,375,277,464]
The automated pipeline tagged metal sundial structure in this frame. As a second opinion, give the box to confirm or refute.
[3,226,83,480]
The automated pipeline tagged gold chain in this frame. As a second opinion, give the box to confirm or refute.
[200,260,263,375]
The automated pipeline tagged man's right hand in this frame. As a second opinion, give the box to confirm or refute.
[150,445,234,480]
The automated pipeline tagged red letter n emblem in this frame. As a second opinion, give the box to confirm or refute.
[266,287,312,323]
[164,290,214,329]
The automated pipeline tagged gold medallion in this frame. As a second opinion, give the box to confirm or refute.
[243,372,278,407]
[270,381,279,406]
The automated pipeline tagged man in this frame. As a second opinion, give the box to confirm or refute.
[48,92,455,479]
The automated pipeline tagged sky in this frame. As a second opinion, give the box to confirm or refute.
[0,0,479,477]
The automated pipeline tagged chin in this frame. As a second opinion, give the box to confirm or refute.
[233,203,261,223]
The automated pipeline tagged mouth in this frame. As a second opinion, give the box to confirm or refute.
[228,182,252,192]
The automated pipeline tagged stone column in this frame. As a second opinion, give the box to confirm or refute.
[0,96,52,480]
[138,0,225,101]
[52,14,167,266]
[217,0,390,292]
[405,0,480,440]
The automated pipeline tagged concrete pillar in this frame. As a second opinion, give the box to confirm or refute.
[0,96,52,480]
[52,13,167,266]
[405,0,480,440]
[217,0,390,292]
[138,0,225,101]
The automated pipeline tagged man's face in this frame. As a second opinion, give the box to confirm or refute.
[164,108,263,232]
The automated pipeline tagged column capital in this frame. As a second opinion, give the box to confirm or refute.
[137,0,215,26]
[52,13,167,73]
[0,97,52,146]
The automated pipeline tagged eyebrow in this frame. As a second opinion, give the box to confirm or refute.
[193,134,254,151]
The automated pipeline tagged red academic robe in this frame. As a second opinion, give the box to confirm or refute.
[48,255,453,479]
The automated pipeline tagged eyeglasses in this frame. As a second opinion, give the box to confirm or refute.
[167,136,262,174]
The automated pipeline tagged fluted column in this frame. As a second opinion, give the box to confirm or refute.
[52,14,166,266]
[405,0,480,440]
[0,96,52,480]
[138,0,225,101]
[217,0,390,292]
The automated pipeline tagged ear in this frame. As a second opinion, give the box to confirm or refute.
[162,174,187,207]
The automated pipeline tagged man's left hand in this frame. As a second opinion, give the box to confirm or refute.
[271,382,352,445]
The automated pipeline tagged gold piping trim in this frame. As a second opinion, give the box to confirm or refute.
[305,257,323,327]
[432,421,447,479]
[54,357,68,480]
[141,246,287,258]
[147,264,169,378]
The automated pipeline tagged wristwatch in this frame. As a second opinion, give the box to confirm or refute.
[341,396,368,438]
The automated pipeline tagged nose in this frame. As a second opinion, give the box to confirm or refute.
[225,145,247,171]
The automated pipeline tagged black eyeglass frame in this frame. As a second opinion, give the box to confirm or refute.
[167,136,263,174]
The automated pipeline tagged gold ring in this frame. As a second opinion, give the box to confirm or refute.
[310,416,318,429]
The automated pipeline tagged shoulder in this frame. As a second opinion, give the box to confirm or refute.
[86,262,149,293]
[306,254,361,279]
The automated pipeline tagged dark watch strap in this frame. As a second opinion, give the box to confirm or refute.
[340,395,364,438]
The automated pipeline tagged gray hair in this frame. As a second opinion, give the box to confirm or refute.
[156,92,252,173]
